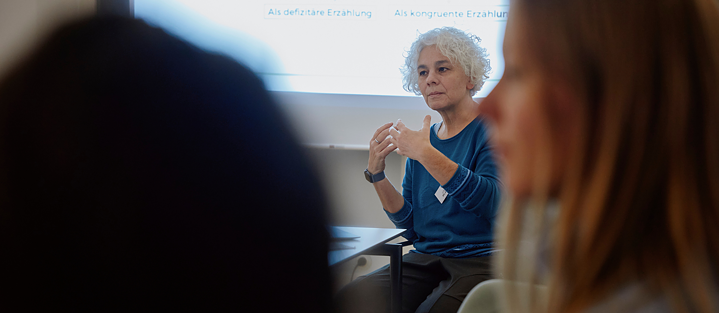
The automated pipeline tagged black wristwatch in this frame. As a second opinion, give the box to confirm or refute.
[364,169,386,183]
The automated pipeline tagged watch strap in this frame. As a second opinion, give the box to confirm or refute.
[364,169,386,183]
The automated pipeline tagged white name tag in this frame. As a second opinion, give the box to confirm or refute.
[435,186,448,204]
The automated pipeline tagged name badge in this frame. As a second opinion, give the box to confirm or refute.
[435,186,448,204]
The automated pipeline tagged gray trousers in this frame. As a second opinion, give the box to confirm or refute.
[334,252,493,313]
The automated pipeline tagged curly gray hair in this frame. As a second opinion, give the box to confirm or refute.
[401,27,491,97]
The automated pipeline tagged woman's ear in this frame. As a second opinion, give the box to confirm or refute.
[466,80,475,91]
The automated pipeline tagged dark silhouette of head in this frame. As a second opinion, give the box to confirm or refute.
[0,17,331,312]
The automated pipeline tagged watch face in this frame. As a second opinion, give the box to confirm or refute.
[364,169,373,182]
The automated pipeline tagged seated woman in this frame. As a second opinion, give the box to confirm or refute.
[337,27,501,313]
[0,17,331,312]
[480,0,719,311]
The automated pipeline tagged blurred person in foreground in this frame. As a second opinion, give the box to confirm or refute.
[336,27,501,313]
[0,17,331,312]
[480,0,719,311]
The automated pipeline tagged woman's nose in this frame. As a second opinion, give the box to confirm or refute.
[425,70,439,85]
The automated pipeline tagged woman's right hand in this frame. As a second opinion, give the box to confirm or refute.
[367,122,398,174]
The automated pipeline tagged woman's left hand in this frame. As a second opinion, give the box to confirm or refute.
[389,115,433,162]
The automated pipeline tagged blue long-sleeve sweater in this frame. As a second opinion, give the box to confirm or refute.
[385,118,501,258]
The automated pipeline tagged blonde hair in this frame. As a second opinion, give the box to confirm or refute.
[497,0,719,312]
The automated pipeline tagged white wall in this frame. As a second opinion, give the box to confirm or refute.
[274,92,445,148]
[0,0,407,292]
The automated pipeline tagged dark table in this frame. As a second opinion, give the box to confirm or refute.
[329,226,406,313]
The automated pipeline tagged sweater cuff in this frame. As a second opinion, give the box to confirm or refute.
[442,166,471,195]
[385,201,412,225]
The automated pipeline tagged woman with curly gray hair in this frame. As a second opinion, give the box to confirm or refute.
[402,27,491,98]
[336,27,501,313]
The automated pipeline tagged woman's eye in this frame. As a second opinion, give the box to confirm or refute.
[418,70,427,76]
[438,67,448,72]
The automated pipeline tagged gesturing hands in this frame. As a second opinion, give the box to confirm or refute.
[368,116,434,174]
[389,115,433,162]
[367,122,398,174]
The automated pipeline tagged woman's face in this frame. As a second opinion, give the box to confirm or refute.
[480,9,581,198]
[417,45,474,111]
